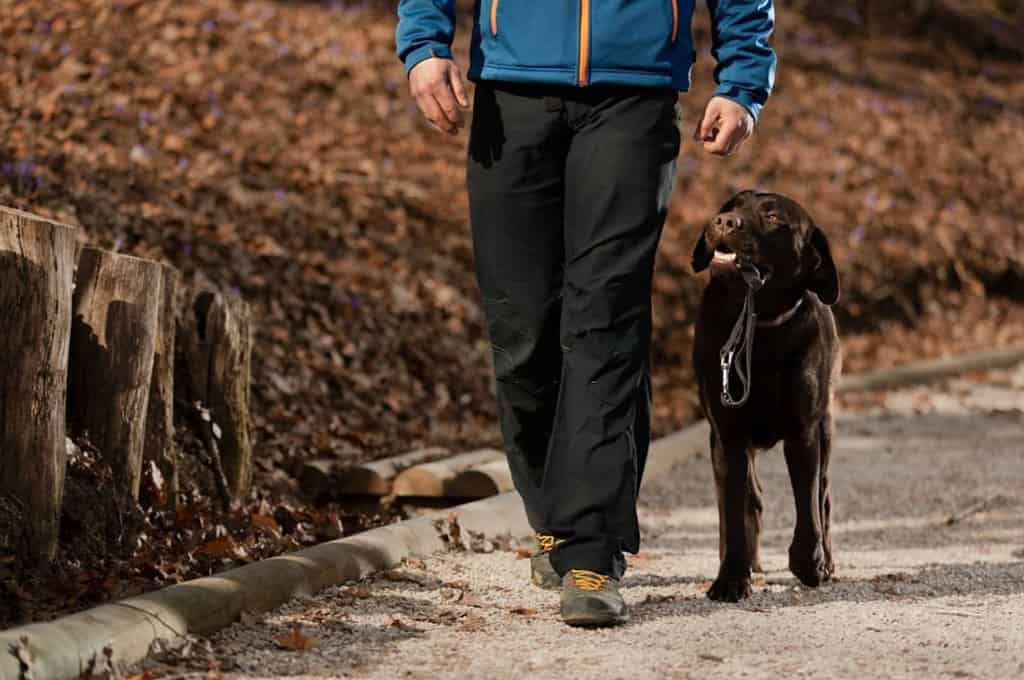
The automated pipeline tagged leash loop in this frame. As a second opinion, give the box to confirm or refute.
[719,264,769,408]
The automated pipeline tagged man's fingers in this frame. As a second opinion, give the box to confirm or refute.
[434,84,464,129]
[415,92,456,134]
[703,119,740,156]
[697,103,722,142]
[407,57,467,135]
[448,62,469,108]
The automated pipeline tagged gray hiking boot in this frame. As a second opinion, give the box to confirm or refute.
[531,534,562,590]
[560,570,628,627]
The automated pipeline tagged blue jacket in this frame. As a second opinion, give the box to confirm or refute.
[396,1,777,121]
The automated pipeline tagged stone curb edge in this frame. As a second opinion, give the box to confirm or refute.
[0,425,708,680]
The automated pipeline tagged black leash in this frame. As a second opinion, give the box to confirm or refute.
[719,264,770,408]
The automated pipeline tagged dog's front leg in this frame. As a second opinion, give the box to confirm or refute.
[708,430,755,602]
[784,422,833,587]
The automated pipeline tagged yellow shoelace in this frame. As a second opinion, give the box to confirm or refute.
[535,533,564,554]
[570,569,609,592]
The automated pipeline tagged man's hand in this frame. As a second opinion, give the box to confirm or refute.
[695,96,755,157]
[409,57,469,135]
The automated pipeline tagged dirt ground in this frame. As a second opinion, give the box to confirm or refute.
[133,368,1024,679]
[3,0,1024,624]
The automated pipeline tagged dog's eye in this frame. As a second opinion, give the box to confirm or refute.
[765,214,786,227]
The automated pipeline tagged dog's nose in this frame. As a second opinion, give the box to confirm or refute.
[713,213,743,233]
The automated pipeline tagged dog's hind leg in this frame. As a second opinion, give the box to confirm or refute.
[707,429,755,602]
[784,425,832,587]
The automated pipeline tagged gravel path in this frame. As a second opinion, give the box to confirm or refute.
[146,372,1024,679]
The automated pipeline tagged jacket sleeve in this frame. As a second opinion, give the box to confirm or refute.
[396,0,457,76]
[705,0,777,122]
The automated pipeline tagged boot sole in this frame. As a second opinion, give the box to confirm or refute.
[561,611,630,628]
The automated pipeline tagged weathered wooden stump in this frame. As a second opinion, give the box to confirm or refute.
[392,449,504,498]
[300,447,448,502]
[141,264,180,509]
[68,248,163,500]
[0,206,78,563]
[178,289,254,502]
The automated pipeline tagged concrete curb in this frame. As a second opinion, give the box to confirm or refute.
[0,423,710,680]
[0,493,533,680]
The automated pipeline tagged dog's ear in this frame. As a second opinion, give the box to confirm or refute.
[691,232,712,273]
[804,225,839,305]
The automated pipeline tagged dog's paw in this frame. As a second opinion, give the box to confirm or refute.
[706,575,753,602]
[789,543,833,587]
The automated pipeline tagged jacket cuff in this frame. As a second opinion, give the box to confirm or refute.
[403,43,453,76]
[713,84,768,124]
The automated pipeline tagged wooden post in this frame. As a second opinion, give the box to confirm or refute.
[179,290,254,502]
[141,265,180,509]
[0,206,77,563]
[68,248,163,500]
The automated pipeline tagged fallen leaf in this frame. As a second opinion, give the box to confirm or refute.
[251,513,282,538]
[275,625,319,652]
[196,535,247,560]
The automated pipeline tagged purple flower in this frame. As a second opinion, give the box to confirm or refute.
[851,224,866,244]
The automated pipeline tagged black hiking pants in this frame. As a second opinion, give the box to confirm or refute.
[467,81,680,578]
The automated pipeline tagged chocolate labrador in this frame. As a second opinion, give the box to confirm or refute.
[691,190,841,602]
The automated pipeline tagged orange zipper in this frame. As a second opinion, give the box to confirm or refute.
[490,0,499,36]
[577,0,590,85]
[670,0,679,43]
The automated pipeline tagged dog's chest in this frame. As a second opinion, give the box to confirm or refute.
[700,352,794,449]
[745,365,788,448]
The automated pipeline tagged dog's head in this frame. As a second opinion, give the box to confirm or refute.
[691,190,839,305]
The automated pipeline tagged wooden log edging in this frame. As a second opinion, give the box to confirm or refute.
[0,207,78,563]
[447,458,515,499]
[68,248,164,501]
[392,448,503,498]
[142,265,180,509]
[178,290,254,502]
[300,446,448,502]
[0,492,533,680]
[836,345,1024,393]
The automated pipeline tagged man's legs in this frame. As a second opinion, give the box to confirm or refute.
[545,87,681,579]
[466,82,570,532]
